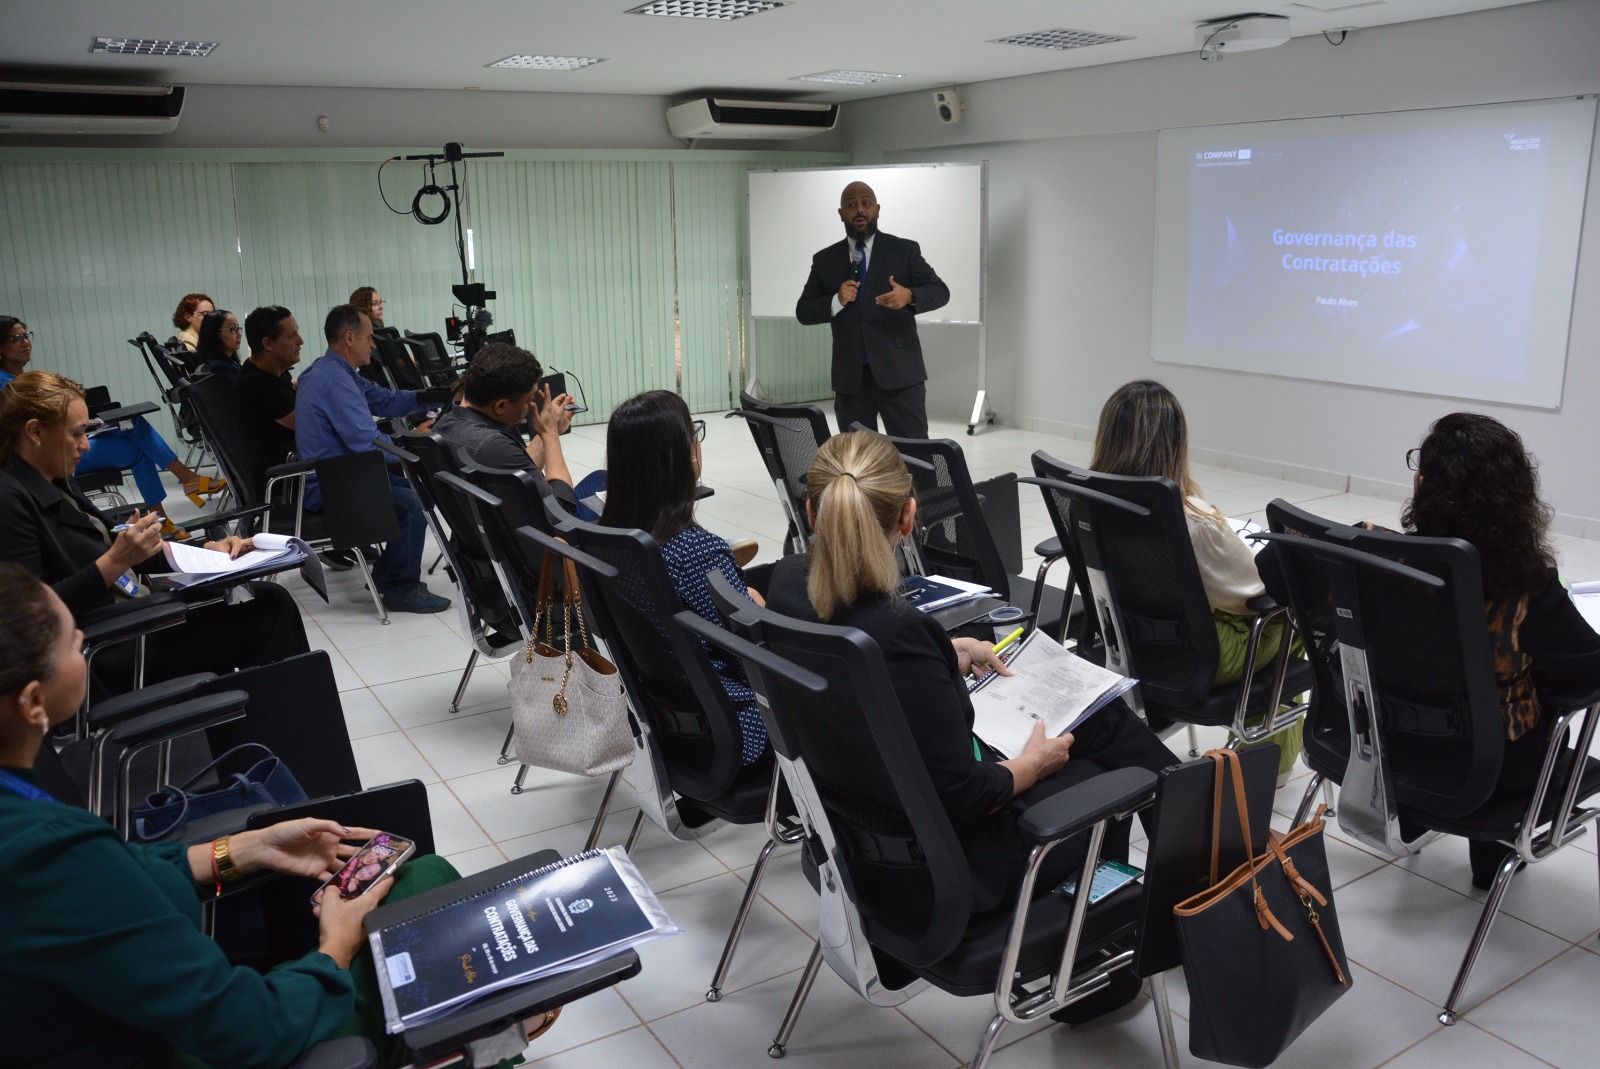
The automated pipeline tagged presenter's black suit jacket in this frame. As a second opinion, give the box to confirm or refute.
[794,231,950,394]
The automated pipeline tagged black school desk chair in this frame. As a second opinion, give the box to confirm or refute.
[128,331,213,472]
[689,571,1178,1069]
[725,391,831,555]
[523,513,805,1004]
[378,434,525,714]
[1261,500,1600,1025]
[884,433,1073,637]
[1024,455,1312,757]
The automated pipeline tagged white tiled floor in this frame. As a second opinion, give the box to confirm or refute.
[177,411,1600,1069]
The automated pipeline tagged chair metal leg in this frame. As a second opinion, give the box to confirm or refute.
[427,550,444,576]
[353,553,390,624]
[1439,848,1521,1024]
[450,650,479,714]
[1150,970,1181,1069]
[1187,723,1201,758]
[584,770,622,851]
[624,810,647,853]
[769,940,824,1059]
[970,1012,1008,1069]
[1293,773,1326,827]
[707,836,781,1002]
[510,763,530,795]
[1322,776,1336,819]
[498,723,515,764]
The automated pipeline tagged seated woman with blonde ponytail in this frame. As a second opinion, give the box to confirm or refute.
[765,431,1177,1022]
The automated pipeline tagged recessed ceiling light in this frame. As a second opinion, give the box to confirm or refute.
[989,28,1133,51]
[485,54,605,70]
[627,1,789,21]
[91,37,217,58]
[793,70,904,86]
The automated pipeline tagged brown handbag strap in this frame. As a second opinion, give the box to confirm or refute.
[1206,748,1253,886]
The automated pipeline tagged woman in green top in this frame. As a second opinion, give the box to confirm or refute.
[0,561,453,1069]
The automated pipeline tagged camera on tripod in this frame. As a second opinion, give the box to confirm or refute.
[446,282,515,361]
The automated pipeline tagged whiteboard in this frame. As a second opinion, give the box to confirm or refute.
[747,163,985,323]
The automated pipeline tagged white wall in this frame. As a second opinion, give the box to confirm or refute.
[842,0,1600,532]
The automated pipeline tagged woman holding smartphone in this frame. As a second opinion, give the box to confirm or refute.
[0,562,469,1068]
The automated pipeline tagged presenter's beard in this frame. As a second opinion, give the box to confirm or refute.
[844,218,879,239]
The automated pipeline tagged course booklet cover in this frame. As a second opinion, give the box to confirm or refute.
[967,631,1139,759]
[370,846,678,1033]
[900,574,993,614]
[155,532,327,602]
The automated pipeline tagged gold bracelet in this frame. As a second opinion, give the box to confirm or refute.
[212,835,242,889]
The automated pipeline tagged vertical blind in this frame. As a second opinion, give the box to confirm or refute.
[0,153,837,441]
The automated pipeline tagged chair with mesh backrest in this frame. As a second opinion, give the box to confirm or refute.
[885,433,1073,636]
[401,330,463,389]
[1260,499,1600,1024]
[522,512,804,1003]
[368,327,423,391]
[688,570,1178,1068]
[725,391,831,555]
[377,432,524,716]
[1024,453,1311,750]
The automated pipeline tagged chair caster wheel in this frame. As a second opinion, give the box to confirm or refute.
[1437,1010,1457,1026]
[705,989,722,1002]
[510,785,523,795]
[768,1043,787,1058]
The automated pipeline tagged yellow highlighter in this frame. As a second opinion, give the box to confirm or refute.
[992,626,1025,656]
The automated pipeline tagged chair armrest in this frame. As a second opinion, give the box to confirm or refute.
[1016,766,1157,844]
[104,503,158,524]
[80,597,188,648]
[1542,683,1600,713]
[183,503,271,530]
[1244,593,1285,615]
[266,459,316,479]
[83,672,218,732]
[286,1038,377,1069]
[1034,535,1062,560]
[105,690,250,749]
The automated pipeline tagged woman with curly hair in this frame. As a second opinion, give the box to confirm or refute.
[1401,412,1600,887]
[171,292,214,352]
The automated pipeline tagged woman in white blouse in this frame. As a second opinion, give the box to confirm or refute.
[1088,380,1301,767]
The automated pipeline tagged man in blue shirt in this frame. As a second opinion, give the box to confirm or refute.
[296,304,452,614]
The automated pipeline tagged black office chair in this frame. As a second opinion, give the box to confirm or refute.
[687,571,1178,1068]
[129,331,212,471]
[1261,499,1600,1025]
[522,514,804,1004]
[402,329,463,388]
[884,433,1072,635]
[369,326,424,390]
[725,391,831,555]
[378,433,525,715]
[1024,453,1312,753]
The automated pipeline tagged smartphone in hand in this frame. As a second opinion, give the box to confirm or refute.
[312,832,416,903]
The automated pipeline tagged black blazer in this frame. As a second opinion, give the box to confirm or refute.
[0,455,121,617]
[794,231,950,394]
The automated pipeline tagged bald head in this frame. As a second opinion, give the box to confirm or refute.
[838,181,881,239]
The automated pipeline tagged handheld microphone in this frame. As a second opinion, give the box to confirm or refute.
[849,241,862,279]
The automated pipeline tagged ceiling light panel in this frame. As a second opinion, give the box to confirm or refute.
[627,1,789,21]
[485,54,605,70]
[91,37,217,58]
[793,70,904,86]
[990,28,1133,51]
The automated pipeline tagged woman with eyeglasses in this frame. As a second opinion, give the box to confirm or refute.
[195,308,245,384]
[600,389,770,765]
[765,430,1177,1021]
[349,286,384,329]
[1402,413,1600,888]
[1,316,224,532]
[171,292,214,353]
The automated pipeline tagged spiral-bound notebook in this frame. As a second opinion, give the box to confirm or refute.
[369,846,677,1033]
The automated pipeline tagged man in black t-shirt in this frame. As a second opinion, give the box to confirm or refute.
[236,305,303,471]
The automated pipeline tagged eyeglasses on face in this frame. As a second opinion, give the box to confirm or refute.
[692,419,706,443]
[222,325,243,335]
[1406,447,1422,471]
[4,331,34,344]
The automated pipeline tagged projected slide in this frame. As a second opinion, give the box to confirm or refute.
[1153,98,1594,408]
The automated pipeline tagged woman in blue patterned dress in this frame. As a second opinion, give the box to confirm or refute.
[599,390,770,765]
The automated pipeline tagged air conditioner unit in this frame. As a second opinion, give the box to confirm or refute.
[1194,14,1291,53]
[667,97,838,141]
[0,82,185,135]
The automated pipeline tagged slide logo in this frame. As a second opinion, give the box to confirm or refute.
[1194,148,1252,161]
[1503,132,1542,152]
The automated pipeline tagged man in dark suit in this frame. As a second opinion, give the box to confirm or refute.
[795,180,950,438]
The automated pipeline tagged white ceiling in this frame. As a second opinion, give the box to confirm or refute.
[1,0,1544,103]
